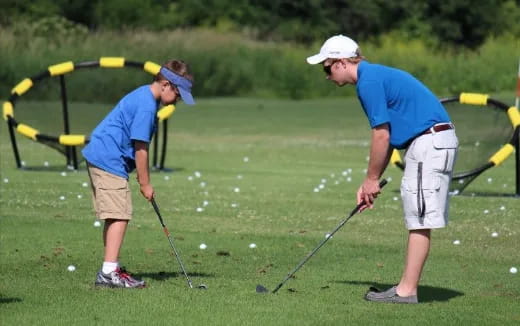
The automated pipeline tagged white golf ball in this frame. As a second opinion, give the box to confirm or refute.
[484,209,489,214]
[196,207,204,212]
[234,187,240,193]
[188,176,194,181]
[510,267,518,274]
[346,177,352,182]
[313,188,319,193]
[199,243,207,250]
[3,178,8,183]
[453,240,460,245]
[67,265,76,272]
[342,171,348,176]
[203,200,209,207]
[200,182,207,188]
[321,178,327,183]
[61,172,67,177]
[44,161,49,167]
[487,177,493,183]
[319,184,325,189]
[500,205,505,211]
[393,196,399,201]
[231,203,238,208]
[77,194,82,199]
[249,243,257,249]
[59,196,65,200]
[82,182,88,187]
[194,171,201,178]
[387,177,392,182]
[243,157,249,162]
[164,175,170,181]
[21,161,26,166]
[491,232,498,238]
[93,220,101,227]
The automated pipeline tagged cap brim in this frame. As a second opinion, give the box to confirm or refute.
[178,87,195,105]
[306,53,327,65]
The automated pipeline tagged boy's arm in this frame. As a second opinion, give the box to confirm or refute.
[135,140,154,201]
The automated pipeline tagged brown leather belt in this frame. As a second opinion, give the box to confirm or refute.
[422,123,453,135]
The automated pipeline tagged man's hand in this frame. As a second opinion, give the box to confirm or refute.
[357,178,381,212]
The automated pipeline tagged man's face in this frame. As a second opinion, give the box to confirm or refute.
[322,58,355,86]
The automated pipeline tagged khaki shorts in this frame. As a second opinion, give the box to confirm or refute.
[87,164,132,220]
[400,128,458,230]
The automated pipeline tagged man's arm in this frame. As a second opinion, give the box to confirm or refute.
[135,140,154,201]
[357,123,392,210]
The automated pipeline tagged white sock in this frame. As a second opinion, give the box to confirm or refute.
[102,261,119,274]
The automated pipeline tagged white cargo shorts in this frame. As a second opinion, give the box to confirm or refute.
[400,126,458,230]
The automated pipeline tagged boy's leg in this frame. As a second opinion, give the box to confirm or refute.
[396,229,431,297]
[103,219,129,263]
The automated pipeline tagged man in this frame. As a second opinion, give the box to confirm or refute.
[307,35,458,303]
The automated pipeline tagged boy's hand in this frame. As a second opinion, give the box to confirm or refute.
[140,183,154,201]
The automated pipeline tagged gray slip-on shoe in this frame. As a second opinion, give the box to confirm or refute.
[364,286,418,304]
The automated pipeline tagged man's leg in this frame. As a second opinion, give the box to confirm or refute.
[103,219,128,263]
[396,229,431,297]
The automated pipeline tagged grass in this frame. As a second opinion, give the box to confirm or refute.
[1,97,519,325]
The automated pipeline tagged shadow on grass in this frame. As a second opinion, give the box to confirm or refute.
[336,280,464,303]
[0,297,23,304]
[134,271,215,281]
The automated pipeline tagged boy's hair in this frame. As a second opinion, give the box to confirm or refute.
[154,59,194,82]
[346,48,365,64]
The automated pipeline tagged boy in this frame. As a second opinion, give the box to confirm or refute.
[82,59,195,288]
[307,35,458,303]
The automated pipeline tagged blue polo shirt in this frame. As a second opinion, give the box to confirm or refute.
[356,61,450,149]
[82,85,159,179]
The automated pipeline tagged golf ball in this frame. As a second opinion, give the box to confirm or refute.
[200,182,206,188]
[453,240,460,245]
[188,176,194,181]
[249,243,257,248]
[484,210,489,214]
[319,184,325,189]
[346,177,352,182]
[487,177,493,183]
[393,196,399,201]
[237,174,243,179]
[44,161,49,167]
[3,178,8,183]
[77,194,82,199]
[199,243,207,250]
[82,182,88,187]
[196,207,204,212]
[203,200,209,207]
[194,171,201,178]
[491,232,498,238]
[164,175,170,181]
[59,196,65,200]
[510,267,518,274]
[231,203,238,208]
[500,205,505,211]
[93,220,101,227]
[234,187,240,193]
[243,157,249,162]
[61,172,67,177]
[313,188,319,193]
[67,265,76,272]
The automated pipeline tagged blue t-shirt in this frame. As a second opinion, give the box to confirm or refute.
[356,61,451,149]
[82,85,159,179]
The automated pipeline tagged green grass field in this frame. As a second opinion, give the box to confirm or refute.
[1,97,519,325]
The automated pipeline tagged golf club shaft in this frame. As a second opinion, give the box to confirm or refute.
[151,198,194,288]
[272,179,388,293]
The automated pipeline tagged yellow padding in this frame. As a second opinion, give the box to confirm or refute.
[100,57,125,68]
[59,135,86,146]
[507,106,520,128]
[459,93,488,105]
[144,61,161,75]
[390,149,402,165]
[489,144,514,166]
[17,124,38,140]
[157,105,175,121]
[3,101,14,120]
[12,78,33,95]
[48,61,74,76]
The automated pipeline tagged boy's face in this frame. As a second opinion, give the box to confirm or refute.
[160,81,181,105]
[323,58,356,86]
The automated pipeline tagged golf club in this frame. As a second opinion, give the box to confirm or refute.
[151,198,207,290]
[256,179,388,294]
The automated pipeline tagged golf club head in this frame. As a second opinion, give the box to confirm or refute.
[256,284,269,293]
[198,283,208,290]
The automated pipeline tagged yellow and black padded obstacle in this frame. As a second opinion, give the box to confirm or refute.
[391,93,520,196]
[2,58,176,170]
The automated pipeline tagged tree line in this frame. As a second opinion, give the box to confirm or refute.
[1,0,519,49]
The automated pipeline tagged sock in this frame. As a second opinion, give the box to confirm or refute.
[102,261,119,274]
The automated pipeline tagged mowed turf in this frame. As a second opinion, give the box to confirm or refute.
[1,97,519,325]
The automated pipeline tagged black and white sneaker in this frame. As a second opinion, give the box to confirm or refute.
[95,267,146,289]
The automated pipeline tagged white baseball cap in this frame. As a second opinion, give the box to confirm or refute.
[306,35,359,65]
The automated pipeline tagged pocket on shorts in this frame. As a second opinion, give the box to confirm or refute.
[432,130,458,149]
[97,173,131,216]
[401,175,440,217]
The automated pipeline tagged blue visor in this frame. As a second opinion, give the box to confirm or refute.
[160,67,195,105]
